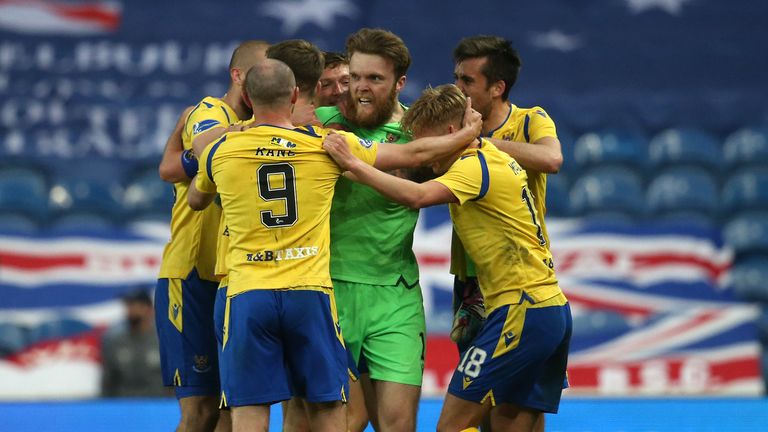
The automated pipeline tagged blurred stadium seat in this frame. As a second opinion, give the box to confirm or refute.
[723,212,768,255]
[722,168,768,213]
[573,129,648,170]
[0,213,40,233]
[649,128,721,171]
[724,127,768,170]
[123,168,174,215]
[545,174,570,217]
[49,212,117,233]
[0,323,28,356]
[570,167,645,218]
[49,177,125,221]
[647,167,719,216]
[27,318,92,345]
[730,256,768,303]
[0,167,49,222]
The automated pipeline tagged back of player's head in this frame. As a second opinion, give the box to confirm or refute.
[229,40,270,71]
[266,40,324,98]
[346,28,411,78]
[323,51,348,70]
[401,84,466,136]
[453,36,521,100]
[245,59,296,108]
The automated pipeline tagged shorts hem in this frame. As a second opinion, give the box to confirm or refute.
[368,373,423,387]
[226,393,292,407]
[174,385,220,399]
[303,391,347,403]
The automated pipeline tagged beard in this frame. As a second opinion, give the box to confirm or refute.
[347,84,398,129]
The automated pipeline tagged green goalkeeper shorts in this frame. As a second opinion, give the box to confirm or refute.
[333,279,426,386]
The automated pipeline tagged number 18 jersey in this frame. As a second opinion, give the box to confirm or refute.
[195,125,378,296]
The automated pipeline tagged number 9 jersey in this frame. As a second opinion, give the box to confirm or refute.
[195,125,378,297]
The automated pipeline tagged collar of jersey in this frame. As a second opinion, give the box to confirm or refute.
[251,123,320,137]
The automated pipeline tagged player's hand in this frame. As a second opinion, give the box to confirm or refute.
[450,277,486,347]
[323,132,357,171]
[450,301,486,348]
[461,97,483,139]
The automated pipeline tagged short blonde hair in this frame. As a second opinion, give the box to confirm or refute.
[401,84,466,136]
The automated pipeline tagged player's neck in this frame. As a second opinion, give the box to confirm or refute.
[482,100,511,136]
[251,107,294,129]
[386,99,405,124]
[222,88,250,120]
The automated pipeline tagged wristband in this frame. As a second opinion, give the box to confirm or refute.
[181,149,199,179]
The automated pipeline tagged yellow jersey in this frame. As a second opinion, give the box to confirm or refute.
[195,125,378,296]
[451,104,558,279]
[435,140,561,313]
[158,96,238,282]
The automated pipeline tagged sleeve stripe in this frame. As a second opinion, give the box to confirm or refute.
[523,114,531,142]
[472,150,490,201]
[206,135,227,182]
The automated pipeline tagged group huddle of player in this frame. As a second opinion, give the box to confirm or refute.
[153,27,571,432]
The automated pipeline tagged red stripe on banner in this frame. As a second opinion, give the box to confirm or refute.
[0,251,86,270]
[564,291,654,317]
[51,3,121,30]
[418,254,449,266]
[634,253,729,279]
[567,356,760,390]
[3,328,105,368]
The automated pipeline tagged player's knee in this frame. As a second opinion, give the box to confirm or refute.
[346,411,369,432]
[180,398,220,432]
[378,409,416,432]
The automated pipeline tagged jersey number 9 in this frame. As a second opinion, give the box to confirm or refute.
[257,163,298,228]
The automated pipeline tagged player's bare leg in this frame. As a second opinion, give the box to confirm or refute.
[372,380,420,432]
[178,396,220,432]
[490,404,540,432]
[282,397,311,432]
[306,400,346,432]
[231,405,269,432]
[436,393,491,432]
[347,375,370,432]
[213,409,231,432]
[532,413,544,432]
[358,373,381,430]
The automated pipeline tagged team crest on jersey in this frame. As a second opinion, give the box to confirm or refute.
[193,355,212,373]
[270,136,297,148]
[385,132,398,143]
[192,119,221,135]
[358,138,373,149]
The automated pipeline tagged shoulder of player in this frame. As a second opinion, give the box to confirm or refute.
[512,105,552,121]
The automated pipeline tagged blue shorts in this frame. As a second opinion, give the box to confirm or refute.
[447,293,572,413]
[220,289,349,407]
[155,268,220,398]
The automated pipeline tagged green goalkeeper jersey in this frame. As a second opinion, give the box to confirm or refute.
[316,105,420,287]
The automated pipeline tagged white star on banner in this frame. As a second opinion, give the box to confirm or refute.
[529,30,584,52]
[625,0,693,15]
[259,0,359,35]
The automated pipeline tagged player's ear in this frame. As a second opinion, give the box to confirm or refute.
[230,67,243,86]
[291,87,299,104]
[395,75,406,93]
[490,79,505,99]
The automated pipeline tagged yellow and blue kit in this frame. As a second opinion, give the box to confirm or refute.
[196,124,377,406]
[434,140,571,412]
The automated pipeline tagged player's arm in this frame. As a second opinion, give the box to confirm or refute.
[488,109,562,173]
[489,135,562,173]
[325,133,457,209]
[373,98,482,171]
[158,106,195,183]
[187,140,219,211]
